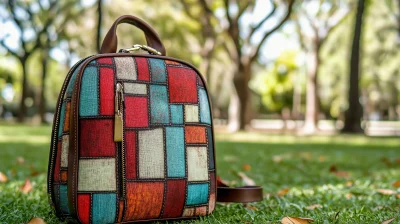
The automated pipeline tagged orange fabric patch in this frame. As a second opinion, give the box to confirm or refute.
[60,170,68,182]
[124,182,164,221]
[63,102,71,132]
[185,126,206,143]
[195,206,207,216]
[165,60,181,65]
[118,200,124,222]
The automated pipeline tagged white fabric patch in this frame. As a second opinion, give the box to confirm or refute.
[115,57,137,80]
[78,158,116,191]
[61,135,69,167]
[185,105,199,122]
[138,128,165,178]
[187,147,208,181]
[124,83,147,95]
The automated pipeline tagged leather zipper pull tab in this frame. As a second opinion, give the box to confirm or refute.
[114,83,124,142]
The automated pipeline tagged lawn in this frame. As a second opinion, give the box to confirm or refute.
[0,124,399,223]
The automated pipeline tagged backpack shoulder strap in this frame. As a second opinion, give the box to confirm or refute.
[216,177,263,203]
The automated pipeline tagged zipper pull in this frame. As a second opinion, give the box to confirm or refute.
[114,83,124,142]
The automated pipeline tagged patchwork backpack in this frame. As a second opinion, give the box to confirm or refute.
[47,15,262,223]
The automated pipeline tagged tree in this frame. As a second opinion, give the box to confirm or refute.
[342,0,366,132]
[295,0,350,134]
[96,0,103,53]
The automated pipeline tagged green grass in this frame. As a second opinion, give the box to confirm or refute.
[0,125,399,223]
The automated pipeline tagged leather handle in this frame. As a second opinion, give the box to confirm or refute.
[100,15,166,56]
[216,177,263,203]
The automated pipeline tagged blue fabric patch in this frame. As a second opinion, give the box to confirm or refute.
[150,85,169,124]
[207,127,215,169]
[170,105,183,124]
[79,67,98,116]
[66,65,81,98]
[166,127,185,177]
[59,184,70,214]
[89,60,97,65]
[199,88,211,124]
[186,183,209,205]
[58,101,66,138]
[92,193,117,224]
[149,58,166,83]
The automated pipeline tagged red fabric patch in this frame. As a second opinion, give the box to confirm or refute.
[210,172,216,194]
[125,97,148,128]
[118,200,124,223]
[98,57,113,64]
[60,170,68,182]
[185,126,207,143]
[53,141,61,182]
[162,180,186,218]
[125,131,136,179]
[63,102,71,132]
[100,67,115,115]
[195,206,207,216]
[80,119,115,157]
[124,182,164,221]
[135,57,150,81]
[77,194,91,224]
[168,67,198,103]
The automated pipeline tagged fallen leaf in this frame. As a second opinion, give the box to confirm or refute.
[273,155,282,163]
[329,165,338,172]
[281,216,314,224]
[16,156,25,164]
[277,188,290,197]
[31,171,40,177]
[242,164,252,171]
[21,178,33,194]
[381,217,396,224]
[377,189,397,195]
[0,172,8,183]
[345,181,353,187]
[395,158,400,164]
[318,156,326,162]
[392,180,400,187]
[244,204,258,211]
[334,171,350,178]
[381,157,391,166]
[237,172,256,186]
[305,204,322,210]
[345,193,353,199]
[27,217,46,224]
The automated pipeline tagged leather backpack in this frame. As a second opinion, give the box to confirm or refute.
[47,15,262,223]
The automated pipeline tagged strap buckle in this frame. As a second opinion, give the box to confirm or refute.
[120,44,162,55]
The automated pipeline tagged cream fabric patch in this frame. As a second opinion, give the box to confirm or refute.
[115,57,137,80]
[182,208,195,217]
[138,128,165,178]
[124,83,147,95]
[61,135,69,167]
[184,105,199,122]
[187,147,208,181]
[78,158,116,191]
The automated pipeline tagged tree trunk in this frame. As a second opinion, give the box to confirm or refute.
[342,0,365,133]
[96,0,103,53]
[17,58,28,122]
[232,63,251,130]
[302,48,320,134]
[39,48,49,124]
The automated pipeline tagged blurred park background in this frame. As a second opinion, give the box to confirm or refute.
[1,0,400,223]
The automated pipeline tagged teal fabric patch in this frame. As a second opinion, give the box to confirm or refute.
[79,67,99,116]
[59,184,70,214]
[170,105,183,124]
[92,193,116,224]
[186,183,209,205]
[66,65,81,98]
[150,85,169,124]
[89,60,97,65]
[58,101,66,138]
[199,88,211,124]
[149,58,166,83]
[166,127,185,177]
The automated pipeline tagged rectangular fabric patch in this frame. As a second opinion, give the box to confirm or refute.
[184,105,199,122]
[138,128,165,178]
[185,126,206,144]
[125,131,137,179]
[125,96,149,128]
[60,171,68,182]
[99,67,115,115]
[77,194,90,224]
[124,182,164,221]
[195,206,207,216]
[59,185,70,214]
[170,104,183,124]
[186,183,209,205]
[66,66,80,98]
[149,58,166,83]
[80,119,115,157]
[92,193,117,224]
[58,101,67,137]
[187,147,208,181]
[207,127,215,169]
[182,208,195,217]
[78,159,116,191]
[63,101,71,132]
[162,180,186,218]
[80,67,99,116]
[150,85,169,124]
[115,57,137,80]
[53,142,61,182]
[98,57,113,64]
[124,83,147,95]
[61,135,69,167]
[209,172,216,214]
[166,127,185,177]
[135,57,150,81]
[199,88,211,124]
[168,67,198,103]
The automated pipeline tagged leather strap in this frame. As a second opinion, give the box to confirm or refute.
[216,177,263,203]
[100,15,166,55]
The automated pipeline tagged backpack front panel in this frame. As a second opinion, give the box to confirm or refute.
[72,55,216,223]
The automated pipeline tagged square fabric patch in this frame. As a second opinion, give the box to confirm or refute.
[78,159,116,191]
[184,105,199,122]
[80,119,115,157]
[186,183,209,205]
[115,57,137,80]
[168,67,198,103]
[187,147,208,181]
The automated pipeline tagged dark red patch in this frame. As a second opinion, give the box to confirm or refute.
[162,180,186,218]
[53,141,61,182]
[168,67,198,103]
[99,67,115,115]
[135,57,150,81]
[210,172,216,194]
[125,131,136,179]
[80,119,115,157]
[125,96,149,128]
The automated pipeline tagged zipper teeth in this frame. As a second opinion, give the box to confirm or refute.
[48,55,93,202]
[120,83,126,198]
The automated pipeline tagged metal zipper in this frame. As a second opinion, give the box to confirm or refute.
[47,55,93,205]
[114,83,126,198]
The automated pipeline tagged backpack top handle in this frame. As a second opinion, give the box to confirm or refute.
[100,15,166,56]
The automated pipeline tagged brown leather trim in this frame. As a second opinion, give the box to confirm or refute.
[217,186,263,203]
[68,53,217,222]
[100,15,166,55]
